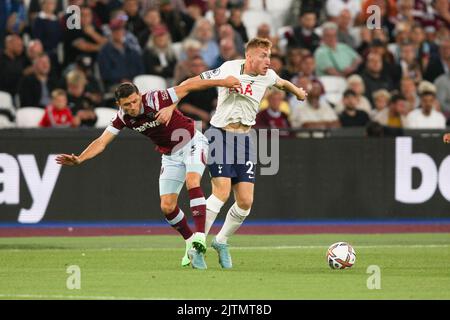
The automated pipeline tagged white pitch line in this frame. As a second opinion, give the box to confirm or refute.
[1,244,449,252]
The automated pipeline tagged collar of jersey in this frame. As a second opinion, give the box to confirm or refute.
[241,63,258,77]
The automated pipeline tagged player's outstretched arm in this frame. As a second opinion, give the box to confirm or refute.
[274,78,307,101]
[444,133,450,144]
[174,75,240,100]
[56,130,116,166]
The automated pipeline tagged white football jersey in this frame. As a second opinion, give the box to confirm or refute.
[200,59,280,128]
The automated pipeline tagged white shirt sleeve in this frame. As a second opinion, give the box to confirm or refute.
[200,61,230,80]
[267,69,280,87]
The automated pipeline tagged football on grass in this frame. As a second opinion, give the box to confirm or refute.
[327,242,356,269]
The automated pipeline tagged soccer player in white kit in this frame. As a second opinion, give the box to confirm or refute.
[186,38,307,268]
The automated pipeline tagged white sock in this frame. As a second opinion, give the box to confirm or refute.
[215,202,250,244]
[185,233,194,245]
[205,194,225,235]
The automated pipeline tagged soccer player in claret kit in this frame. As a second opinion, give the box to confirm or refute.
[184,37,307,269]
[56,76,241,269]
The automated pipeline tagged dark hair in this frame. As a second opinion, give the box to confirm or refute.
[389,92,406,104]
[343,89,357,97]
[115,82,139,101]
[300,10,316,17]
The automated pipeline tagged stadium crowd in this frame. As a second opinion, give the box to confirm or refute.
[0,0,449,134]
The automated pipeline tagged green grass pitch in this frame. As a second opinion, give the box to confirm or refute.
[0,233,449,299]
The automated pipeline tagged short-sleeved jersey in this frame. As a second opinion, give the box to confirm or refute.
[200,59,280,128]
[106,87,195,154]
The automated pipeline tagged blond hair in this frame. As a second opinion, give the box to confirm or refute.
[245,37,272,52]
[51,89,66,99]
[66,69,87,86]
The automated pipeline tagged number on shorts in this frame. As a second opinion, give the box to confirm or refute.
[246,161,255,178]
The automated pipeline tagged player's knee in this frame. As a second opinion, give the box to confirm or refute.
[236,196,253,211]
[160,199,177,215]
[185,174,201,190]
[214,188,230,203]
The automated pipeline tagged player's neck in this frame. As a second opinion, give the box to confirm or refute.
[243,62,258,76]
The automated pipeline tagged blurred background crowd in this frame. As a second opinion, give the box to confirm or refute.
[0,0,449,135]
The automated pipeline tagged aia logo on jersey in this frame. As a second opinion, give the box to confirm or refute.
[229,82,253,96]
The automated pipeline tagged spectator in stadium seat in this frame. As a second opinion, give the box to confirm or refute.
[0,34,26,97]
[218,24,245,57]
[394,41,423,85]
[400,77,420,112]
[325,0,361,24]
[66,69,98,127]
[255,88,292,138]
[359,52,395,107]
[228,5,248,44]
[256,23,279,51]
[123,0,146,38]
[0,0,26,49]
[177,56,218,130]
[405,89,446,129]
[336,9,356,49]
[370,89,391,120]
[189,18,220,68]
[285,47,305,80]
[39,89,79,128]
[434,72,450,122]
[290,80,340,129]
[410,24,440,68]
[23,39,44,76]
[260,85,292,117]
[142,24,177,79]
[339,89,370,127]
[424,38,450,82]
[137,7,162,49]
[159,0,195,43]
[372,93,409,128]
[288,10,320,54]
[31,0,62,70]
[173,38,202,85]
[335,75,372,115]
[387,21,411,63]
[314,22,362,77]
[269,54,291,81]
[18,53,58,108]
[97,17,144,92]
[212,37,243,69]
[63,5,108,67]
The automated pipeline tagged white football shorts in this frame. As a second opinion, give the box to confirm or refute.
[159,130,209,195]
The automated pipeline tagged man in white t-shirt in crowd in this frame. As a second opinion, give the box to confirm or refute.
[290,80,340,129]
[405,88,446,129]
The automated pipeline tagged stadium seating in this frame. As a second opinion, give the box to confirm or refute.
[319,76,348,106]
[15,107,45,128]
[94,107,117,128]
[242,10,274,39]
[133,75,167,93]
[0,91,15,114]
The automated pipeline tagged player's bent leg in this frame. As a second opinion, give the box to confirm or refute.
[205,177,231,235]
[185,172,207,254]
[160,183,194,267]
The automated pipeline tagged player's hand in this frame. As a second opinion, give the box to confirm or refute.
[443,133,450,144]
[296,87,308,101]
[155,105,175,126]
[222,76,241,89]
[55,154,81,166]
